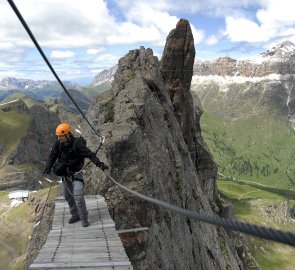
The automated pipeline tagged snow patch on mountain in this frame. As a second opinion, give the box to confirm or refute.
[242,41,295,64]
[192,74,294,89]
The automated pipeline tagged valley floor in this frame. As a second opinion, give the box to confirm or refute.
[218,179,295,270]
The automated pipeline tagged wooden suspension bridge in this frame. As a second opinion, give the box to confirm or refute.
[29,195,134,270]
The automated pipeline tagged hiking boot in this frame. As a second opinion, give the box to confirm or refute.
[82,219,89,227]
[68,215,80,224]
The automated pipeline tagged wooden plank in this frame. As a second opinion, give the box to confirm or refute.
[34,267,133,270]
[30,261,132,268]
[30,195,133,270]
[117,227,149,234]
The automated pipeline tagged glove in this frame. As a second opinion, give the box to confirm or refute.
[43,168,51,176]
[97,161,109,171]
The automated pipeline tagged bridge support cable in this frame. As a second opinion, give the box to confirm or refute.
[106,172,295,247]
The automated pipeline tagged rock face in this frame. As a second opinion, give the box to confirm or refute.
[161,18,217,201]
[0,99,29,113]
[191,40,295,124]
[0,96,71,190]
[85,21,257,269]
[11,104,59,164]
[91,65,117,86]
[60,88,90,113]
[0,103,59,190]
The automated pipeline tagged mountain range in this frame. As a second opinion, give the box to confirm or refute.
[191,40,295,190]
[0,77,78,91]
[78,40,295,190]
[193,41,295,77]
[1,34,295,270]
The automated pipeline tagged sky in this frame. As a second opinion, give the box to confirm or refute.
[0,0,295,85]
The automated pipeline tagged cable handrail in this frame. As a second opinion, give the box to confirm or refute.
[105,172,295,246]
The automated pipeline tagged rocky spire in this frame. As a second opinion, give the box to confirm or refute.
[161,19,218,201]
[85,43,258,269]
[161,19,195,152]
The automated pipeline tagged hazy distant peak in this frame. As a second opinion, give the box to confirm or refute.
[0,77,77,92]
[194,40,295,77]
[91,65,117,86]
[262,41,295,57]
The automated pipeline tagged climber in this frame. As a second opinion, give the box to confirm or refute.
[43,122,108,227]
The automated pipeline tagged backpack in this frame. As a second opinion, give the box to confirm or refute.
[53,136,87,176]
[73,136,87,156]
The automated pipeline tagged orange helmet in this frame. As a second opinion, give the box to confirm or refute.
[56,123,71,136]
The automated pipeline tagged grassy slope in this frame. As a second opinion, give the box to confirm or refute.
[0,187,58,270]
[0,110,31,156]
[3,92,39,108]
[201,110,295,189]
[77,82,111,99]
[200,105,295,269]
[218,181,295,270]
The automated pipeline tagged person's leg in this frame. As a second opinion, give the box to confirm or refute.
[62,176,80,223]
[73,177,89,227]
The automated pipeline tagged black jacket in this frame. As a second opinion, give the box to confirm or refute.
[44,135,102,174]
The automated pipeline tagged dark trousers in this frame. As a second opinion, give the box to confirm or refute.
[62,176,88,220]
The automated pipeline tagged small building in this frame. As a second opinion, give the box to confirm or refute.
[8,190,29,207]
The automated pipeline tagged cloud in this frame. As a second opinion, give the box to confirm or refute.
[107,23,162,45]
[224,0,295,43]
[50,50,75,59]
[1,0,117,48]
[225,17,271,42]
[86,48,106,55]
[191,27,205,44]
[94,54,120,64]
[1,0,294,81]
[206,35,219,45]
[114,0,259,17]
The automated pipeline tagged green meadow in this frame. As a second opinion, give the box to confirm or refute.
[218,180,295,270]
[201,110,295,189]
[0,110,31,156]
[200,105,295,269]
[0,187,58,270]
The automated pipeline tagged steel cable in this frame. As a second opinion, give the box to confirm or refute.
[106,172,295,246]
[7,0,103,140]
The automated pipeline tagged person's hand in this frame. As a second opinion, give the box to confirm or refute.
[97,162,109,171]
[43,168,51,176]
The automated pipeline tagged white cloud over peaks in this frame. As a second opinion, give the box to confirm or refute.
[107,23,162,45]
[257,0,295,26]
[1,0,116,48]
[51,50,75,59]
[108,2,204,46]
[94,54,120,65]
[224,0,295,43]
[192,27,205,44]
[206,35,218,45]
[86,48,106,55]
[107,3,178,46]
[225,17,271,42]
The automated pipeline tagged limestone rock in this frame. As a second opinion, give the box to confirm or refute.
[0,99,29,113]
[194,41,295,77]
[10,104,59,164]
[91,65,117,86]
[60,88,90,113]
[85,45,248,269]
[161,18,217,201]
